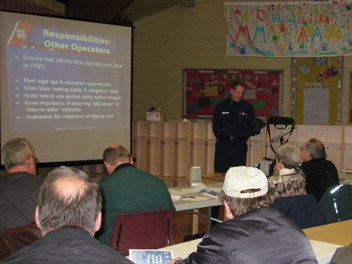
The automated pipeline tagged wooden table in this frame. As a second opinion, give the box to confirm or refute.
[304,219,352,246]
[170,182,223,234]
[162,238,342,263]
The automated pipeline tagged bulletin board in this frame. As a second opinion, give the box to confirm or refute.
[183,69,283,119]
[293,57,342,125]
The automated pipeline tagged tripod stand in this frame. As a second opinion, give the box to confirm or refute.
[255,116,296,176]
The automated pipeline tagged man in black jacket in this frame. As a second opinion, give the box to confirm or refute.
[301,138,340,201]
[1,166,132,264]
[169,166,317,264]
[212,80,262,173]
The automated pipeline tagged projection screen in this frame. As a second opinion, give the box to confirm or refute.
[0,11,132,164]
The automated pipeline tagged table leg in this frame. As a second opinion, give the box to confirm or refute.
[192,209,199,234]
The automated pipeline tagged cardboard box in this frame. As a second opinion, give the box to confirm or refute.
[146,111,164,121]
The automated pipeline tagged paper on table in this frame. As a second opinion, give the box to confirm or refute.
[171,194,211,202]
[169,183,221,201]
[309,239,342,264]
[202,190,220,198]
[180,183,207,194]
[169,189,185,196]
[208,187,222,193]
[169,183,207,196]
[171,195,182,201]
[181,196,212,201]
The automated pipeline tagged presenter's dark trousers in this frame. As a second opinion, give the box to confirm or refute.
[214,138,248,173]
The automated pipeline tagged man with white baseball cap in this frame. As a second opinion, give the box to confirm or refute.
[169,166,317,264]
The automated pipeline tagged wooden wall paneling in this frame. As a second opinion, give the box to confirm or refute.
[160,138,175,187]
[174,139,189,186]
[131,121,349,186]
[146,138,161,177]
[204,139,215,175]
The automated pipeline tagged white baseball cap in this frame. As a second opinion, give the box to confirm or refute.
[223,166,268,198]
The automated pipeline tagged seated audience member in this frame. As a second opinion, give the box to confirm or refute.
[300,138,339,201]
[1,166,132,264]
[268,144,306,203]
[97,144,175,246]
[168,166,318,264]
[330,243,352,264]
[0,138,43,228]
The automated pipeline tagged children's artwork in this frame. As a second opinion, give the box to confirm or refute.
[293,57,342,125]
[225,2,352,57]
[183,69,283,119]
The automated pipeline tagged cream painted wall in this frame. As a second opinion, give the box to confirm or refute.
[133,0,351,123]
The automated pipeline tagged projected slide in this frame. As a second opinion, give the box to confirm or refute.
[6,19,129,132]
[1,12,132,163]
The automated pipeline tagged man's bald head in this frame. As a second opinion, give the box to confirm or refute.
[103,144,132,174]
[36,166,102,235]
[109,143,121,148]
[54,176,87,200]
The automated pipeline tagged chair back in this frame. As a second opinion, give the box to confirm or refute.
[319,184,352,224]
[272,194,326,229]
[111,209,174,255]
[0,223,41,261]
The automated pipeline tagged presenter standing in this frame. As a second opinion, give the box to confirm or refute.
[212,80,260,173]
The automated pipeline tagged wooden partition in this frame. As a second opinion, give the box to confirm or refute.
[132,121,350,187]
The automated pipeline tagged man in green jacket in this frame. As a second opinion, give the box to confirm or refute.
[96,144,175,246]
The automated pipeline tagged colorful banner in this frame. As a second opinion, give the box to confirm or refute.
[226,2,352,57]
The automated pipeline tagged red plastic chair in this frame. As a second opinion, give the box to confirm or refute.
[111,209,174,255]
